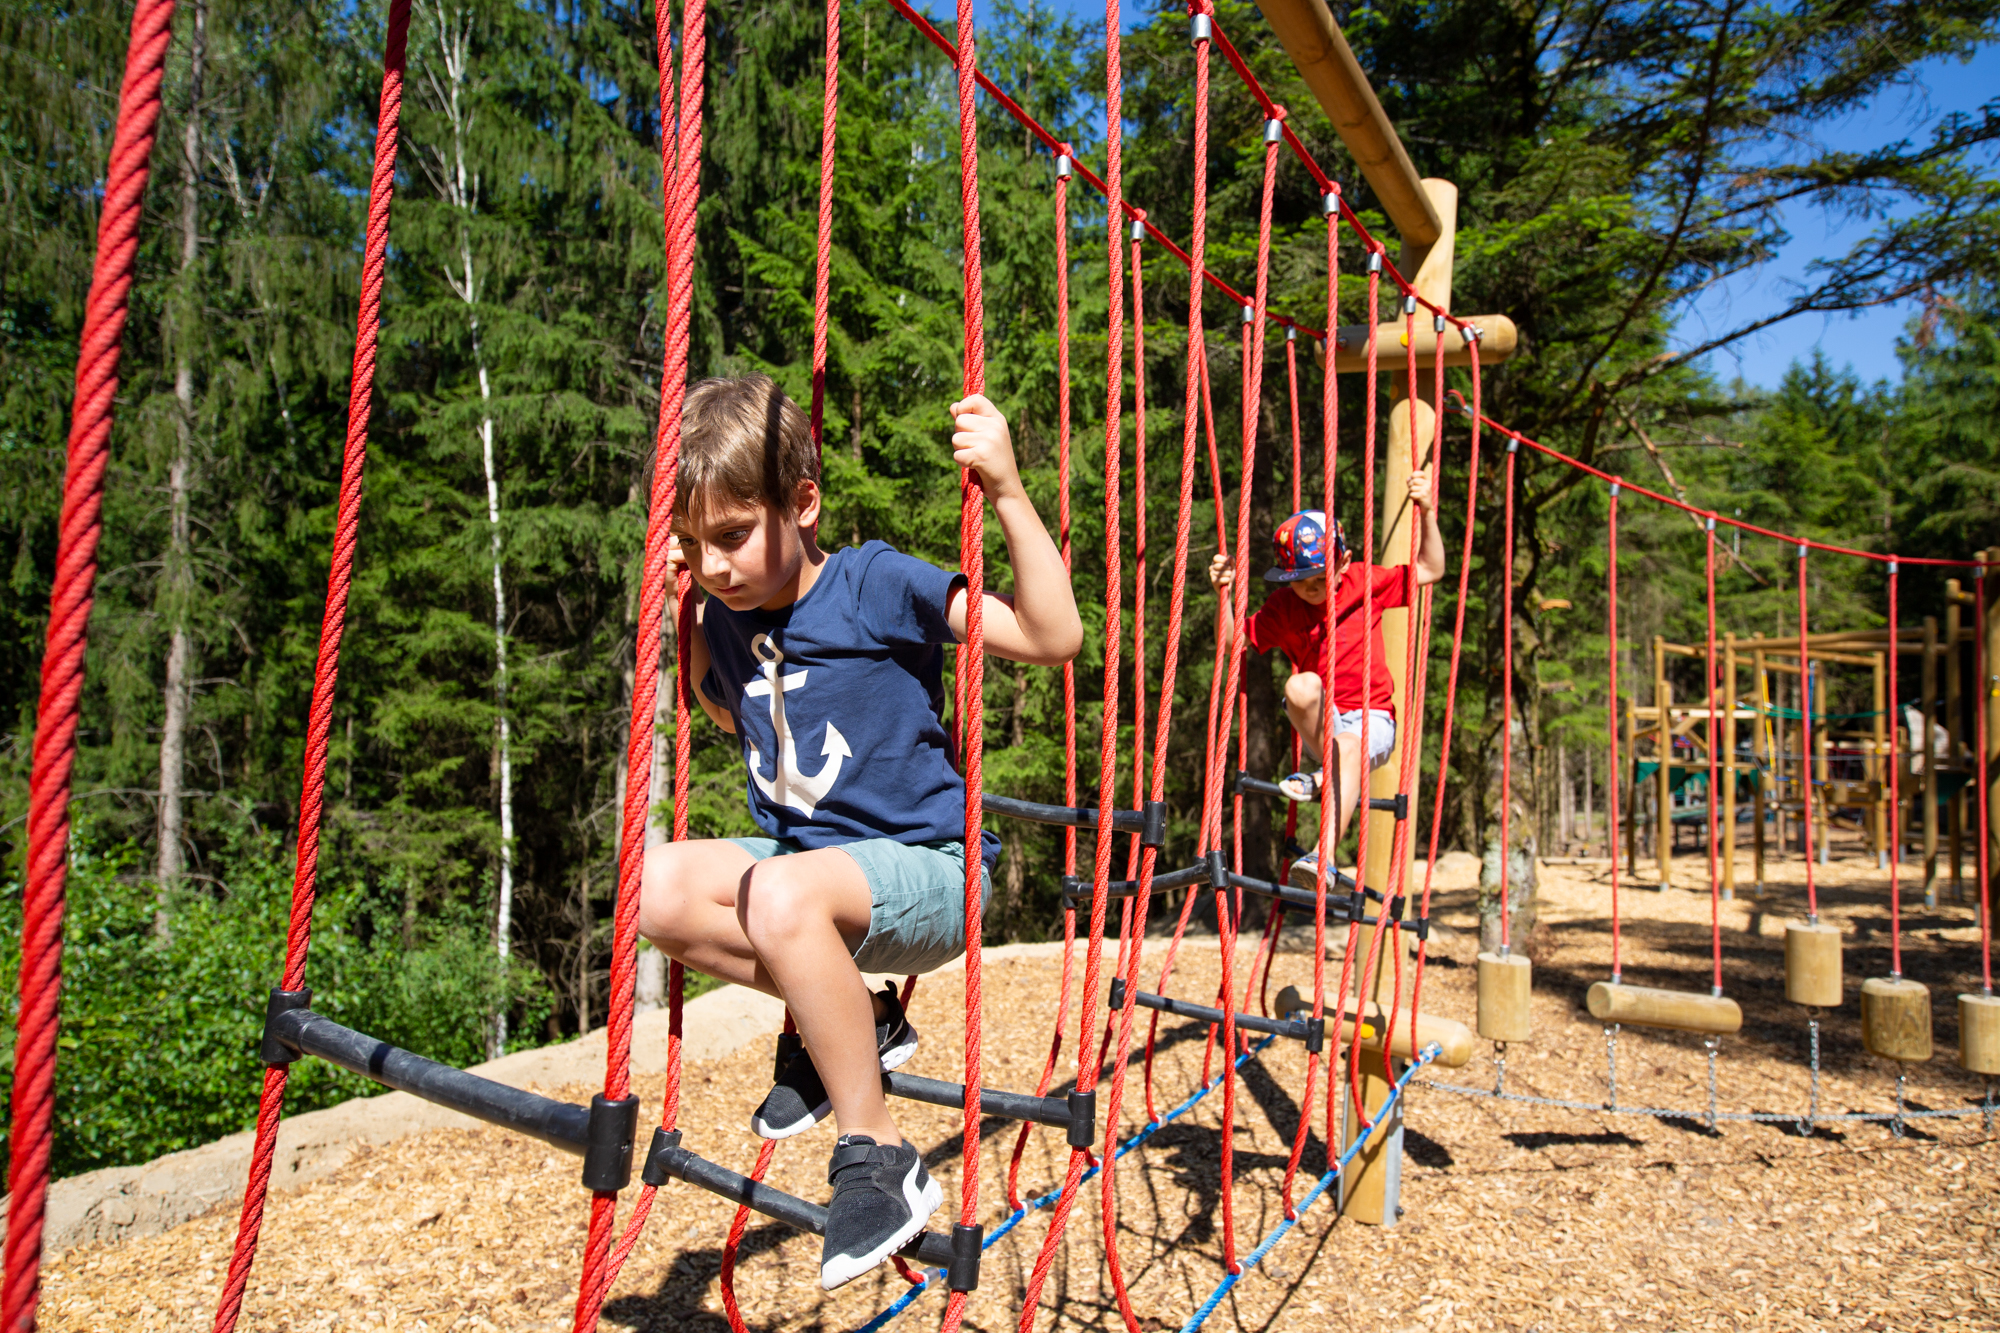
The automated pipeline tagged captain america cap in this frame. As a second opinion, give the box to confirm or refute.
[1263,509,1348,583]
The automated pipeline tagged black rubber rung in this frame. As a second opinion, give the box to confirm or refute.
[260,988,313,1066]
[1367,793,1409,819]
[639,1134,961,1271]
[582,1094,641,1192]
[1105,985,1324,1049]
[982,792,1153,838]
[1060,859,1210,905]
[263,1007,591,1152]
[882,1070,1078,1132]
[1225,869,1361,917]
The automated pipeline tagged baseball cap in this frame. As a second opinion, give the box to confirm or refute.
[1263,510,1347,583]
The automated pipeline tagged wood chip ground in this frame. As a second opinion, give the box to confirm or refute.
[41,845,2000,1330]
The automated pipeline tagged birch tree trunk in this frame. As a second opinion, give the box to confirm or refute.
[156,0,208,934]
[422,3,514,1057]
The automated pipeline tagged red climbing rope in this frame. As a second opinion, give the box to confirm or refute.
[1606,479,1624,981]
[4,0,178,1325]
[942,0,987,1324]
[1977,570,1993,996]
[1704,517,1723,993]
[212,6,411,1326]
[1888,564,1902,977]
[1796,546,1818,921]
[809,0,839,446]
[1498,428,1518,949]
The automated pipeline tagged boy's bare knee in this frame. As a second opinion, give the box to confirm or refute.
[1285,672,1323,711]
[739,858,828,951]
[638,842,696,943]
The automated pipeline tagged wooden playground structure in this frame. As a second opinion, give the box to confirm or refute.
[1623,552,2000,906]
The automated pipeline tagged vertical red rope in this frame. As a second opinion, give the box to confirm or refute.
[942,0,986,1325]
[1129,220,1148,859]
[1704,518,1723,992]
[810,0,839,447]
[1606,481,1623,981]
[1498,434,1517,949]
[211,7,410,1326]
[1976,567,1992,994]
[1796,546,1818,919]
[5,0,177,1324]
[1007,148,1078,1215]
[1888,563,1902,977]
[575,0,707,1321]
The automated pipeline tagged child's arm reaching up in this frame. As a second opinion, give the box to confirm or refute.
[945,394,1084,666]
[1408,467,1447,587]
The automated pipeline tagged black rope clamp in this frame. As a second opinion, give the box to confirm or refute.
[1139,800,1168,849]
[639,1127,687,1189]
[1347,889,1368,924]
[1206,848,1230,890]
[1109,976,1129,1011]
[259,988,312,1066]
[948,1222,983,1292]
[1387,894,1407,923]
[582,1093,641,1192]
[1409,915,1431,942]
[1065,1088,1098,1149]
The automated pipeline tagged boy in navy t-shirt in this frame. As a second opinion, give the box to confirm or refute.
[640,374,1080,1289]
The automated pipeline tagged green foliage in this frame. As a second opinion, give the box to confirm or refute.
[0,828,551,1187]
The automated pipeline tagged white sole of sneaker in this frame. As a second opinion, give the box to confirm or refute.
[878,1021,920,1073]
[819,1157,943,1291]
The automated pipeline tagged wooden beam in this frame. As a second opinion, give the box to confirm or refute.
[1254,0,1442,245]
[1314,313,1518,372]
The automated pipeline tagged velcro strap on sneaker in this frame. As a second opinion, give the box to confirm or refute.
[827,1142,884,1181]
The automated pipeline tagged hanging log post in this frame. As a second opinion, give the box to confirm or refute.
[1586,982,1742,1035]
[1860,977,1932,1062]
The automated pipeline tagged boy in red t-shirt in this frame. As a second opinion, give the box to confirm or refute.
[1209,468,1445,881]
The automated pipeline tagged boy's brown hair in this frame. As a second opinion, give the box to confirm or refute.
[676,374,820,526]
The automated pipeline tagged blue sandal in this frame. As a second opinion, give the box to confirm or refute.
[1279,771,1321,802]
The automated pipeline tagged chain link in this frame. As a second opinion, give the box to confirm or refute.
[1802,1014,1821,1138]
[1417,1078,1989,1124]
[1492,1041,1507,1097]
[1603,1024,1620,1111]
[1892,1071,1907,1140]
[1703,1037,1719,1132]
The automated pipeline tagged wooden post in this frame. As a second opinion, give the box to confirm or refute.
[1624,697,1638,875]
[1924,615,1940,904]
[1871,651,1887,868]
[1343,177,1456,1228]
[1753,649,1768,893]
[1947,583,1964,896]
[1723,633,1738,899]
[1583,743,1595,853]
[1976,544,1992,928]
[1656,656,1673,888]
[1813,662,1830,864]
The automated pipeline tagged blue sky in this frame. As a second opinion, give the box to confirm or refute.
[957,3,1995,389]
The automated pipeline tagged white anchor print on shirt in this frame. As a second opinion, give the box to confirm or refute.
[744,633,850,816]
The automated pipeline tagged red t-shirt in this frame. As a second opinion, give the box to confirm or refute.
[1243,563,1413,716]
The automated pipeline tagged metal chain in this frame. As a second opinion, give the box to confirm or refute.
[1417,1078,1989,1124]
[1892,1071,1907,1140]
[1703,1037,1719,1132]
[1492,1041,1507,1097]
[1603,1024,1620,1111]
[1802,1014,1821,1138]
[1986,1079,1996,1136]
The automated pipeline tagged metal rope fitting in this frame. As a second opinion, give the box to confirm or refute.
[1190,12,1211,42]
[1054,153,1072,180]
[1707,514,1715,531]
[1508,437,1518,454]
[1321,191,1339,216]
[1888,558,1898,574]
[1241,304,1255,325]
[1434,314,1446,333]
[1798,542,1808,559]
[1286,324,1296,342]
[1367,251,1383,273]
[1264,118,1283,143]
[1610,480,1620,497]
[1403,294,1417,315]
[1131,218,1145,242]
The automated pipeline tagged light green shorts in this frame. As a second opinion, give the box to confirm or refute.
[727,836,993,976]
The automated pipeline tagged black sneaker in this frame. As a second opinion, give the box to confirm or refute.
[751,985,921,1139]
[819,1135,941,1290]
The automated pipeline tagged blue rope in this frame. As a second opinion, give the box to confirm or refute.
[850,1035,1281,1332]
[1173,1045,1442,1333]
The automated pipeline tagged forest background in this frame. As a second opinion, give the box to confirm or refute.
[3,0,1998,1184]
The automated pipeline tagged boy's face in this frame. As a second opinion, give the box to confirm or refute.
[1291,551,1347,605]
[677,482,822,612]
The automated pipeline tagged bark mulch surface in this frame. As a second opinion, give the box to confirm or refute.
[41,846,1999,1331]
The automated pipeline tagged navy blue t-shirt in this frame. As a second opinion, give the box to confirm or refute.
[701,541,1002,870]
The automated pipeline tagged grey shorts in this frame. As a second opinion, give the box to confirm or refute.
[728,836,993,975]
